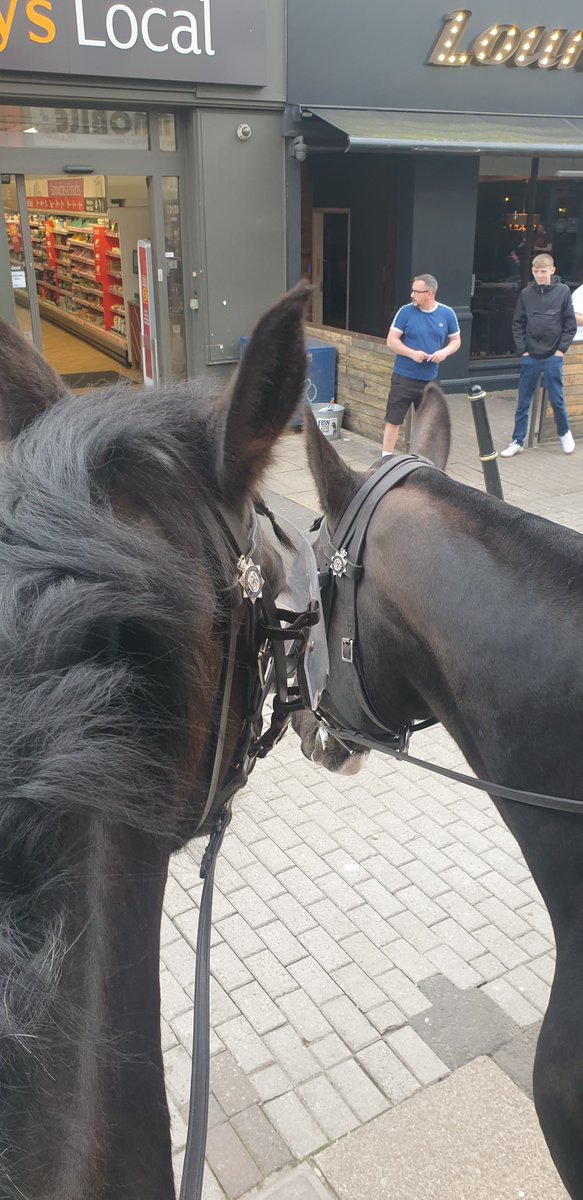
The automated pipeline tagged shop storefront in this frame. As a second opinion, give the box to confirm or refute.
[286,0,583,391]
[0,1,286,389]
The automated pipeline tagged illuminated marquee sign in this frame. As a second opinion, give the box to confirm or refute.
[428,11,583,68]
[0,0,266,85]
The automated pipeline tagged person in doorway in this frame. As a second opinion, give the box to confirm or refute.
[383,274,461,455]
[501,254,577,457]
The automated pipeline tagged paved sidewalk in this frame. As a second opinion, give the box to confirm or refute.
[163,392,578,1199]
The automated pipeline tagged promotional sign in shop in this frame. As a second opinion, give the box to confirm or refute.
[0,0,266,85]
[137,239,158,389]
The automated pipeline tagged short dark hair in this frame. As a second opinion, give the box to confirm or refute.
[414,273,438,293]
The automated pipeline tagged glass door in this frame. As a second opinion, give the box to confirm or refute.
[0,107,188,387]
[2,169,187,387]
[2,174,42,349]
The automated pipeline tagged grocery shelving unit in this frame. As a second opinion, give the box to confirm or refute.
[5,210,129,363]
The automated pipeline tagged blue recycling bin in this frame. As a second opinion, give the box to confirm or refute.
[239,336,337,429]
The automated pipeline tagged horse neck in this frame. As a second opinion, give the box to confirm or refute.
[4,816,175,1200]
[363,483,583,783]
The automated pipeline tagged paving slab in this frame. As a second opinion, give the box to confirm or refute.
[410,974,519,1068]
[241,1162,334,1198]
[316,1057,569,1200]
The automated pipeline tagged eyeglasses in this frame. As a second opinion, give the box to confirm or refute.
[411,288,430,295]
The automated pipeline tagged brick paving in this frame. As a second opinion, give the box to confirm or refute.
[164,391,581,1198]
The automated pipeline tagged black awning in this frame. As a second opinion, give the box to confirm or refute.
[305,108,583,155]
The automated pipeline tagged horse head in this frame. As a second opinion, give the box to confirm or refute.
[293,383,451,774]
[0,283,310,1200]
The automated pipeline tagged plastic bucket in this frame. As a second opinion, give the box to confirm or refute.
[315,403,345,441]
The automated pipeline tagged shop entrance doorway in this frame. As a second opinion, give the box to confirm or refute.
[312,208,351,328]
[0,108,188,388]
[3,172,186,388]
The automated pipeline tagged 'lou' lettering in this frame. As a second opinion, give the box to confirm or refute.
[428,10,583,69]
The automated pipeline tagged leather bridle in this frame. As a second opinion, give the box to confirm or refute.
[314,453,438,749]
[179,498,317,1200]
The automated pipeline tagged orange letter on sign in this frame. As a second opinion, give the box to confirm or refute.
[0,0,19,53]
[26,0,55,43]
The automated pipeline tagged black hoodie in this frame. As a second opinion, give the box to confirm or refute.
[512,277,577,358]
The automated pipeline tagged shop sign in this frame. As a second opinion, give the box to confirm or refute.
[47,177,84,197]
[11,265,26,289]
[0,0,265,86]
[428,11,583,69]
[137,239,158,388]
[25,193,107,213]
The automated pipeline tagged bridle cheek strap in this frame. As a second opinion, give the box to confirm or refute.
[180,504,316,1200]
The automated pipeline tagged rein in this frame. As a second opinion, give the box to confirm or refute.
[318,720,583,817]
[314,451,583,818]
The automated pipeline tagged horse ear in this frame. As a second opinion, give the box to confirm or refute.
[219,282,311,501]
[0,317,69,441]
[410,382,451,470]
[304,403,362,523]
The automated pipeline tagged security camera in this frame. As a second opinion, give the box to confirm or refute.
[292,136,308,163]
[237,123,252,141]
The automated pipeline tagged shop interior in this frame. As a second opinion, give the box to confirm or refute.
[3,174,152,385]
[471,157,583,360]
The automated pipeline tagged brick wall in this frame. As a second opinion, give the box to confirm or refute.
[307,326,583,444]
[541,342,583,441]
[306,323,394,440]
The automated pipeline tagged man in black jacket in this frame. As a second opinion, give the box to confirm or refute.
[501,254,577,457]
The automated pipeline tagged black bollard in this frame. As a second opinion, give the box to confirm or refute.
[467,384,505,501]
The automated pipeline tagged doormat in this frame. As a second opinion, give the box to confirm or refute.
[62,371,132,389]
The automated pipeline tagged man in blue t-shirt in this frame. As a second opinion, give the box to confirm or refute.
[383,274,461,454]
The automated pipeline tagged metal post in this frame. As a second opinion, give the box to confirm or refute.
[467,384,505,501]
[527,380,543,448]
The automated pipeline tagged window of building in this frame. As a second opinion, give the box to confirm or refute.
[471,157,583,359]
[0,106,150,150]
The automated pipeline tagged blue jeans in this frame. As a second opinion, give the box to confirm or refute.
[512,354,570,446]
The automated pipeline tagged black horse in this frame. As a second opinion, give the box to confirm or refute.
[0,285,310,1200]
[293,385,583,1199]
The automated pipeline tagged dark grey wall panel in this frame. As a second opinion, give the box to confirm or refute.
[199,109,285,363]
[288,1,583,117]
[406,155,480,383]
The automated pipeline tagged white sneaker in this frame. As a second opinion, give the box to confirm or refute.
[561,430,575,454]
[500,441,524,457]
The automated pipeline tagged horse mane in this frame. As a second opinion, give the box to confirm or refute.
[0,381,235,1079]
